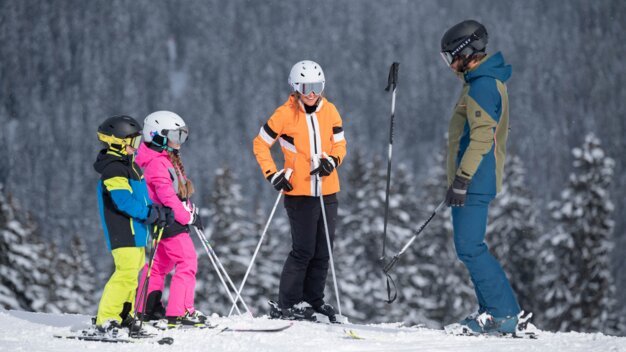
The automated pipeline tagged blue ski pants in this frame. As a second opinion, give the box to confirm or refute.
[451,194,520,318]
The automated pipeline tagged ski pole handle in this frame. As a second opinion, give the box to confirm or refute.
[385,62,400,92]
[284,168,293,182]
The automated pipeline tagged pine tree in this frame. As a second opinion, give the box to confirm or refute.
[244,201,290,313]
[0,183,49,312]
[486,154,541,314]
[335,151,389,322]
[49,235,97,314]
[195,168,257,315]
[534,133,618,333]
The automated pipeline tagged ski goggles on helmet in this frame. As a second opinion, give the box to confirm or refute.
[97,132,142,149]
[294,81,324,96]
[162,126,189,145]
[127,134,142,149]
[440,51,456,66]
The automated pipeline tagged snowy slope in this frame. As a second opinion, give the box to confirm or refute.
[0,309,625,352]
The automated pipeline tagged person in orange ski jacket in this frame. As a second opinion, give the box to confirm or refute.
[253,60,346,321]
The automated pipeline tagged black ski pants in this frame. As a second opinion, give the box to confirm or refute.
[278,193,338,309]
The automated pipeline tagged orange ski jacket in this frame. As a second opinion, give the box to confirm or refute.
[253,95,347,197]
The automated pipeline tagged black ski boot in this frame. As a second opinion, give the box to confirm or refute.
[268,300,316,321]
[282,302,316,321]
[121,316,151,336]
[313,303,337,323]
[138,291,166,321]
[268,300,283,319]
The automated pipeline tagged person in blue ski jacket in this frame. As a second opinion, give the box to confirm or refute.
[440,20,522,334]
[93,115,172,338]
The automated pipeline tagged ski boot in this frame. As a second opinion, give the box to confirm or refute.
[282,302,317,321]
[121,315,156,336]
[167,310,209,328]
[312,303,337,323]
[457,309,484,326]
[96,319,129,339]
[138,291,166,322]
[514,311,539,339]
[268,300,283,319]
[450,312,519,336]
[268,300,316,321]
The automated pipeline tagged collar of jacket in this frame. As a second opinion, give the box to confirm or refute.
[289,94,325,114]
[135,142,169,169]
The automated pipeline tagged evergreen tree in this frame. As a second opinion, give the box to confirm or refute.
[49,235,97,314]
[0,183,49,312]
[244,202,290,314]
[195,168,256,315]
[535,134,618,333]
[486,154,541,314]
[335,151,389,322]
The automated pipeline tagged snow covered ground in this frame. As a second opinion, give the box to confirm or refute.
[1,309,625,352]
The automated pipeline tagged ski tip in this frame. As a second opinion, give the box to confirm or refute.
[344,329,365,340]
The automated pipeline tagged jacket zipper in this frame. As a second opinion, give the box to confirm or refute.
[309,114,319,197]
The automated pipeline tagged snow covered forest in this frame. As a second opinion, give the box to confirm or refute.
[0,0,625,336]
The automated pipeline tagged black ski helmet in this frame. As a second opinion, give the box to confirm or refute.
[440,20,488,66]
[97,115,142,152]
[98,115,142,139]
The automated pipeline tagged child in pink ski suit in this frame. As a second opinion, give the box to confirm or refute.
[135,110,206,327]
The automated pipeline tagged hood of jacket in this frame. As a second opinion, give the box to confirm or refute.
[465,51,512,83]
[93,149,130,175]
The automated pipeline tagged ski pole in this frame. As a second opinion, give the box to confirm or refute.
[316,158,342,317]
[192,226,247,315]
[195,226,251,314]
[380,62,400,269]
[227,169,292,317]
[135,225,164,336]
[383,200,446,274]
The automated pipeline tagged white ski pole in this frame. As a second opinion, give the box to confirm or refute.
[193,226,245,315]
[228,169,292,317]
[316,155,342,317]
[196,226,252,315]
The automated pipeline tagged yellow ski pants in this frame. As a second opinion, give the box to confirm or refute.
[96,247,145,326]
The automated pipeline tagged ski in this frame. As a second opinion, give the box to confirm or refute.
[218,322,293,333]
[54,331,174,345]
[344,329,366,340]
[444,323,538,339]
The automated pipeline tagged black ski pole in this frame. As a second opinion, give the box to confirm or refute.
[380,62,399,303]
[383,200,446,275]
[135,225,164,336]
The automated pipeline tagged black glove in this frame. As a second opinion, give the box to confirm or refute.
[445,175,470,207]
[267,169,293,192]
[310,155,338,177]
[145,204,165,225]
[161,206,175,227]
[189,206,204,231]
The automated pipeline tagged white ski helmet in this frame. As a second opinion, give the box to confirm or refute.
[288,60,325,95]
[142,110,189,146]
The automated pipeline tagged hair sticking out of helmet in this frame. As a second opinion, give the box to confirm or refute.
[440,20,488,67]
[288,60,325,95]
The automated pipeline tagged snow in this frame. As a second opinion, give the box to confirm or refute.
[1,310,625,352]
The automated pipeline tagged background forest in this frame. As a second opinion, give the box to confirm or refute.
[0,0,624,334]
